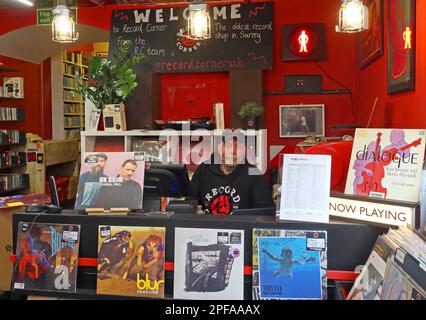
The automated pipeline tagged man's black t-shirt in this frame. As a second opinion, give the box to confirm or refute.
[190,161,274,215]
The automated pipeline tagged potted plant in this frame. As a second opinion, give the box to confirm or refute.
[73,40,146,111]
[238,101,264,129]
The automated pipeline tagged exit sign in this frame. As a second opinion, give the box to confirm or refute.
[37,8,78,26]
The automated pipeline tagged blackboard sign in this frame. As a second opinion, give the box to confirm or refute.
[109,2,273,73]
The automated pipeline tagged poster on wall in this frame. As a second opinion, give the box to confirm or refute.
[387,0,416,94]
[359,0,384,69]
[109,2,273,73]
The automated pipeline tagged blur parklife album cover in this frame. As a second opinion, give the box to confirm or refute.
[252,229,327,300]
[96,225,166,298]
[174,227,244,300]
[75,152,145,210]
[13,222,80,292]
[345,128,425,202]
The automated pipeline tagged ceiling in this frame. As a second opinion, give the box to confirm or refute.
[0,24,109,63]
[1,0,232,9]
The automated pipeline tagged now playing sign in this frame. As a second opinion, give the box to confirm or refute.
[329,194,421,228]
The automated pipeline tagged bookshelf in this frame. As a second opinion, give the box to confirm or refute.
[0,67,29,195]
[52,51,88,141]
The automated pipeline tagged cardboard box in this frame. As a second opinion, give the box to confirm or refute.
[0,207,22,291]
[67,175,79,200]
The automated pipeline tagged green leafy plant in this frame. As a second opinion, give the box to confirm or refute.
[238,101,264,119]
[73,40,146,109]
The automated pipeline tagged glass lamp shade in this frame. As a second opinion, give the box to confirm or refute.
[186,3,211,40]
[52,5,79,43]
[338,0,368,33]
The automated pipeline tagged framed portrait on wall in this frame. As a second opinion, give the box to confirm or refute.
[359,0,384,69]
[279,104,325,138]
[388,0,416,94]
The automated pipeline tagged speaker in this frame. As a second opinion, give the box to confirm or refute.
[285,75,322,93]
[125,73,161,130]
[229,70,263,128]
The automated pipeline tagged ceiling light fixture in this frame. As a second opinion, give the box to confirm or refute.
[185,1,211,40]
[52,3,79,43]
[16,0,34,6]
[336,0,368,33]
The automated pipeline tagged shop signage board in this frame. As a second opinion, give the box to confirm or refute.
[109,2,273,73]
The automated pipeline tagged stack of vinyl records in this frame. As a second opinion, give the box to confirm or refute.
[347,227,426,300]
[0,151,26,168]
[0,130,25,145]
[0,107,24,121]
[0,173,29,193]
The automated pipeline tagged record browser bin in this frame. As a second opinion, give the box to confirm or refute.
[9,211,386,300]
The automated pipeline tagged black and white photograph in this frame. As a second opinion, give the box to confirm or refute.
[279,104,325,138]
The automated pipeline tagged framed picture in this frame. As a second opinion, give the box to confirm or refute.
[359,0,384,69]
[279,104,325,138]
[388,0,416,94]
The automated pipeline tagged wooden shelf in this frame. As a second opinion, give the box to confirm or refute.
[0,66,19,72]
[264,89,351,95]
[64,99,82,103]
[64,113,84,116]
[0,97,24,100]
[26,139,79,195]
[0,184,29,196]
[0,163,26,170]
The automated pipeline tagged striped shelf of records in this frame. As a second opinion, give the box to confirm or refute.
[0,67,29,195]
[0,131,29,195]
[62,51,88,140]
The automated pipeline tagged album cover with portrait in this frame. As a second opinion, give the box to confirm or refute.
[345,128,425,202]
[13,222,80,292]
[75,152,145,210]
[96,225,166,298]
[173,227,244,300]
[252,229,327,300]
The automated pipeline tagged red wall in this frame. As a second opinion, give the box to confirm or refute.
[161,73,230,126]
[0,0,382,147]
[0,55,47,138]
[263,0,358,147]
[354,0,426,130]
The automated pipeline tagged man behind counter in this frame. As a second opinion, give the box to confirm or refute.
[190,131,274,215]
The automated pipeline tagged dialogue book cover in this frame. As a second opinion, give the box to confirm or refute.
[96,225,166,298]
[252,229,327,300]
[75,152,145,210]
[345,128,425,202]
[173,227,244,300]
[13,222,80,292]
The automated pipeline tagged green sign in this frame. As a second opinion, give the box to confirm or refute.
[37,8,78,26]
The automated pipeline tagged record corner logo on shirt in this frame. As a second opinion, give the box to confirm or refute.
[204,186,241,215]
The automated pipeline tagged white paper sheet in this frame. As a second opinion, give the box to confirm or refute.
[279,154,331,223]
